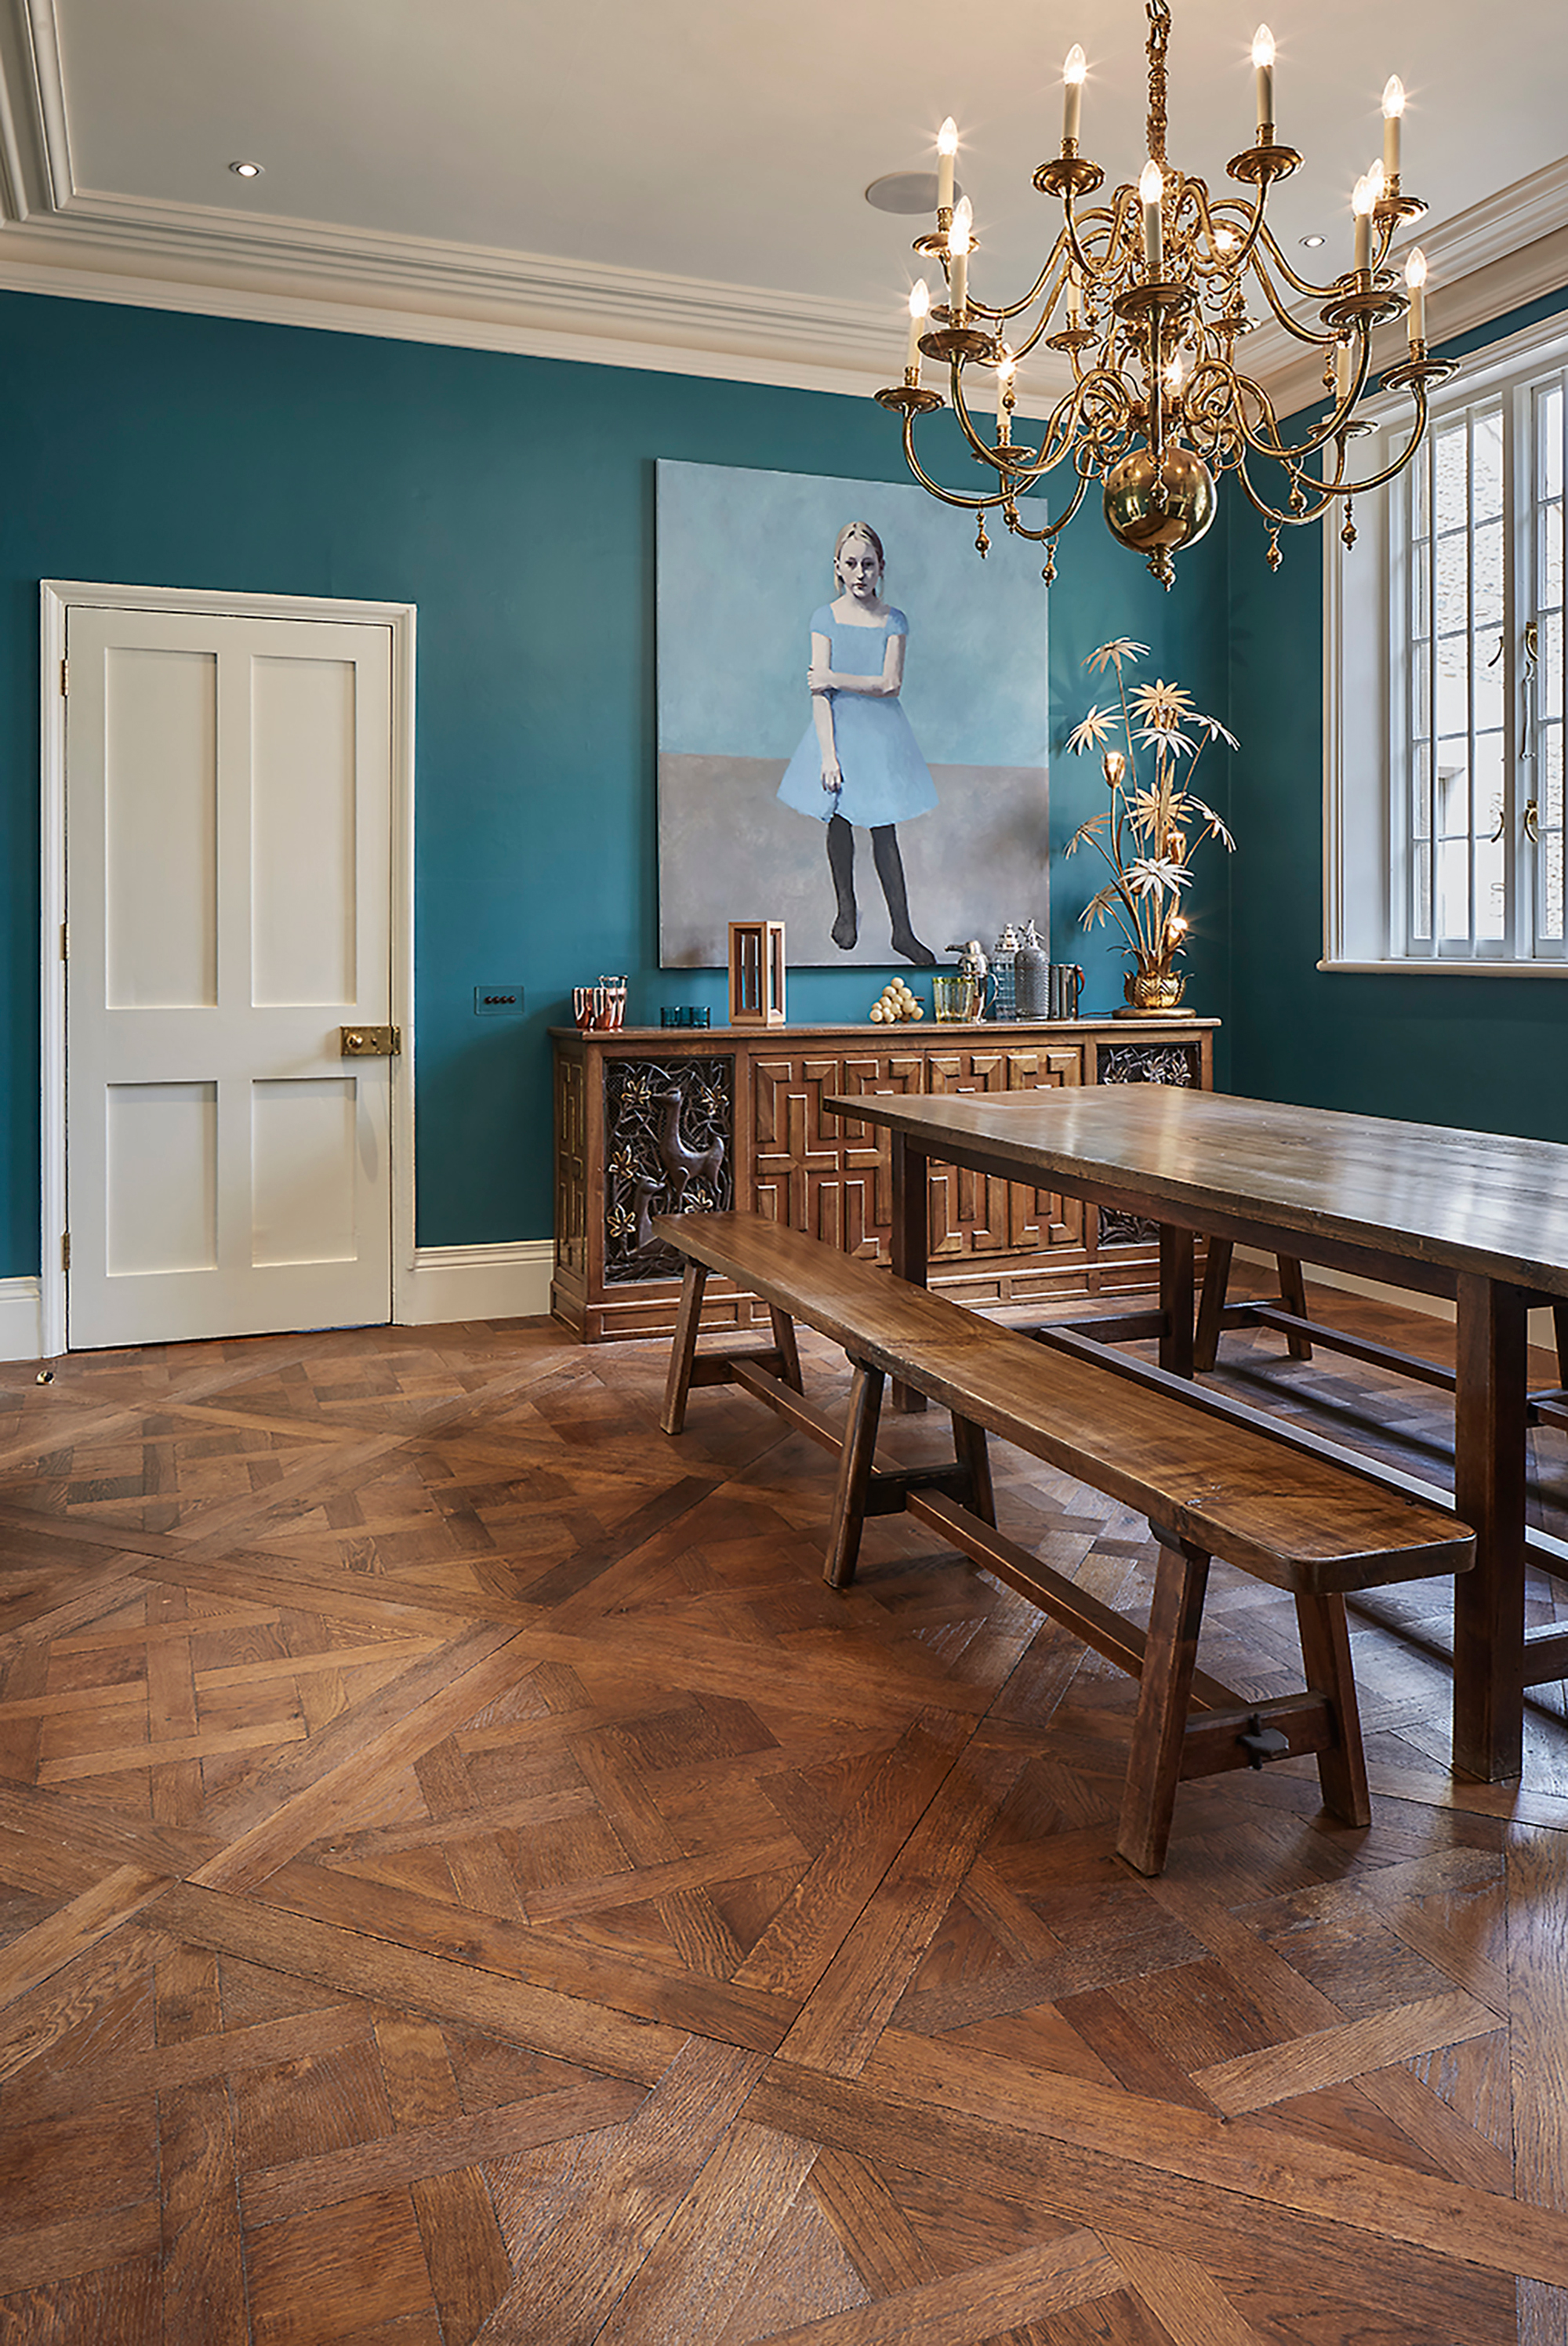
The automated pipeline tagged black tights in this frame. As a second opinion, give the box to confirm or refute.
[826,815,935,966]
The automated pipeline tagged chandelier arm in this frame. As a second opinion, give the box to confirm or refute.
[1303,384,1436,501]
[967,247,1073,326]
[952,361,1065,478]
[1007,273,1093,366]
[1230,436,1352,530]
[973,384,1092,486]
[949,362,1002,464]
[1372,208,1399,277]
[1225,378,1343,470]
[1182,176,1269,277]
[1225,325,1382,469]
[1246,248,1349,347]
[1250,219,1349,302]
[1235,404,1428,528]
[1234,465,1345,529]
[1022,385,1108,476]
[1005,310,1058,367]
[897,411,1017,513]
[1063,187,1140,291]
[996,470,1092,543]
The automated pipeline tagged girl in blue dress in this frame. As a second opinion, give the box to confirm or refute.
[777,521,938,964]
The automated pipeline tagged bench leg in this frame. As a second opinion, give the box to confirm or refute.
[660,1260,709,1436]
[768,1306,803,1393]
[951,1413,996,1527]
[1278,1256,1313,1360]
[1194,1238,1233,1374]
[1117,1538,1211,1877]
[1294,1591,1371,1828]
[824,1360,886,1590]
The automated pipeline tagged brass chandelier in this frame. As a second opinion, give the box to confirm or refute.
[876,1,1454,586]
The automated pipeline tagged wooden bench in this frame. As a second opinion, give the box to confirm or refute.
[654,1209,1475,1876]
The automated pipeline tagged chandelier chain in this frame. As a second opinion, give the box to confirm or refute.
[1145,0,1171,170]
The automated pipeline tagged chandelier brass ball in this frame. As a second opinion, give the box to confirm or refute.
[1102,444,1218,559]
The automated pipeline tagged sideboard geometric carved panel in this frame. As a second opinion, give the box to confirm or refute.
[553,1017,1215,1342]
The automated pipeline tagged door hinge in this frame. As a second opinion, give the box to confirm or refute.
[60,657,67,695]
[60,921,68,962]
[62,1232,70,1271]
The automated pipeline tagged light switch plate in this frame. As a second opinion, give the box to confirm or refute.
[474,982,524,1016]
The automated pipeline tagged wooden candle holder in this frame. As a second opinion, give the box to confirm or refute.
[728,921,786,1026]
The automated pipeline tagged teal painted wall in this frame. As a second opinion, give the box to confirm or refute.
[0,289,1228,1280]
[1225,285,1568,1137]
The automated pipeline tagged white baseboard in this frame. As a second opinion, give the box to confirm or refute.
[0,1277,44,1364]
[0,1246,554,1364]
[399,1240,554,1325]
[1232,1247,1558,1353]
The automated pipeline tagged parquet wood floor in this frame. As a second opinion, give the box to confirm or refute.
[2,1282,1566,2344]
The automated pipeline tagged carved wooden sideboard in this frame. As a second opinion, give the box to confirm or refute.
[551,1017,1216,1342]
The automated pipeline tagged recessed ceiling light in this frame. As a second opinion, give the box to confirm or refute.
[866,171,964,215]
[1300,232,1325,248]
[229,160,263,179]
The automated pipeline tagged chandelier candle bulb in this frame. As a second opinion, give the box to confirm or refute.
[906,280,930,376]
[1063,45,1087,147]
[1066,266,1081,325]
[949,196,972,317]
[1335,339,1352,401]
[996,354,1016,441]
[937,117,957,214]
[1406,247,1427,345]
[1139,159,1164,276]
[1382,77,1404,183]
[1352,173,1375,273]
[1251,24,1275,133]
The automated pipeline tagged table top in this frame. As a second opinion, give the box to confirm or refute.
[826,1084,1568,1299]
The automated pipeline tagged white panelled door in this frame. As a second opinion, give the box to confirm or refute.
[65,606,394,1348]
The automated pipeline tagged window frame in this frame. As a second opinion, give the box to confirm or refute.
[1323,307,1568,974]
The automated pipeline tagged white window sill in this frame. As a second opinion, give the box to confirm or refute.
[1319,958,1568,976]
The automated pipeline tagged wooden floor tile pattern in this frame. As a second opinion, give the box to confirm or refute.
[1,1289,1566,2341]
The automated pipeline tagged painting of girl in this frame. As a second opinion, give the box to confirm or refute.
[775,521,938,965]
[655,459,1048,974]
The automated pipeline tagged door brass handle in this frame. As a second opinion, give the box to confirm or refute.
[339,1025,401,1057]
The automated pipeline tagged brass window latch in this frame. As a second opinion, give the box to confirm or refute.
[339,1026,401,1057]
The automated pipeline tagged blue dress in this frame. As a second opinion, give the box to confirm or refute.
[777,605,939,828]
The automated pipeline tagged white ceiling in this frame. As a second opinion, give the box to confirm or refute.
[1,0,1565,408]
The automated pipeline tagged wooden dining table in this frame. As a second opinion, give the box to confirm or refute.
[825,1080,1568,1784]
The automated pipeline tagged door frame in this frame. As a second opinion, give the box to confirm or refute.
[40,580,417,1358]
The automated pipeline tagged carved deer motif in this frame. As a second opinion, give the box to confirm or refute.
[655,1086,725,1208]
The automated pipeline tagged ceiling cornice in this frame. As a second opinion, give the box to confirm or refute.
[1240,154,1568,419]
[1,0,1564,417]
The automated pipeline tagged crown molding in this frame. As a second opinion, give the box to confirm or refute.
[0,0,67,215]
[1245,154,1568,420]
[0,224,913,402]
[0,0,1562,415]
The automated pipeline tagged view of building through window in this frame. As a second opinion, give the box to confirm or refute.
[1396,361,1567,961]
